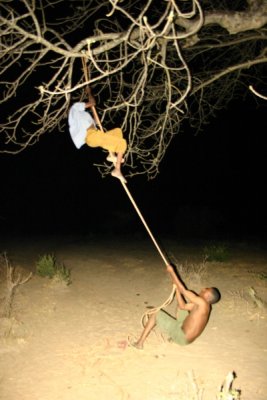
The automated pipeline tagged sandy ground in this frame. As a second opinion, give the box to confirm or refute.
[0,235,267,400]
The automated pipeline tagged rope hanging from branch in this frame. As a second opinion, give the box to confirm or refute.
[81,57,169,267]
[81,57,103,130]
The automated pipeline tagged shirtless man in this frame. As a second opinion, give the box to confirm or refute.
[132,264,220,349]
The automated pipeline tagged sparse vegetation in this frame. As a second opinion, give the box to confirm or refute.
[203,243,230,262]
[247,287,266,310]
[177,258,208,288]
[257,272,267,281]
[0,252,32,319]
[36,254,56,278]
[169,255,208,288]
[36,254,71,285]
[51,263,71,286]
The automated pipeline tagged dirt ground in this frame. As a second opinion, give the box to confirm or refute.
[0,235,266,400]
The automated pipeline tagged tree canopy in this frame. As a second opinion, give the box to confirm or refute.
[1,0,267,178]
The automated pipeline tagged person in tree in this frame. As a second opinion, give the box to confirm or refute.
[68,93,127,183]
[132,264,221,349]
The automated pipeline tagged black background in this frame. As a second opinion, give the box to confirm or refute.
[1,97,266,242]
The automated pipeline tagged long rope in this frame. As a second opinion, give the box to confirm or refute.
[81,58,169,267]
[140,284,176,327]
[81,58,105,131]
[82,60,176,333]
[120,181,169,265]
[120,182,177,323]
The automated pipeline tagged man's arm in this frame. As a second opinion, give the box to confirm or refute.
[85,87,96,108]
[167,264,203,307]
[85,98,96,108]
[166,264,187,295]
[175,287,188,309]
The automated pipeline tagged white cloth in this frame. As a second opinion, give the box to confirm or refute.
[68,102,95,149]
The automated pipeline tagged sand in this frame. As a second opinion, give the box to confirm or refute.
[0,235,266,400]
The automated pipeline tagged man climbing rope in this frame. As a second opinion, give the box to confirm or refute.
[131,264,221,349]
[68,93,127,183]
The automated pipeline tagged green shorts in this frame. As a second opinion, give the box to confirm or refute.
[156,309,189,346]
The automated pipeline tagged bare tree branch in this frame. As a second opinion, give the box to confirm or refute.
[175,1,267,35]
[249,85,267,100]
[0,253,32,318]
[1,0,267,178]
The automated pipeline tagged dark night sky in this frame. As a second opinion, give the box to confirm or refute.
[0,97,266,242]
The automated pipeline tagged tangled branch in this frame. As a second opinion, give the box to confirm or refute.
[0,253,32,318]
[1,0,267,178]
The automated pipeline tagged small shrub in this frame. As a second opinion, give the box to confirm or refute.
[177,258,208,288]
[258,272,267,281]
[203,243,229,262]
[36,254,56,278]
[52,263,71,286]
[0,252,32,318]
[36,254,71,285]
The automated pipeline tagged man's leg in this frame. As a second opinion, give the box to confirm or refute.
[111,152,126,183]
[103,130,127,182]
[132,312,157,349]
[86,128,127,183]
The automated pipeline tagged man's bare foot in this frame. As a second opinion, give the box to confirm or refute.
[111,169,127,183]
[106,154,117,163]
[106,154,124,163]
[128,337,143,350]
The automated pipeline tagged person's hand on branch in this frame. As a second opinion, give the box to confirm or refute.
[85,87,96,108]
[85,96,96,108]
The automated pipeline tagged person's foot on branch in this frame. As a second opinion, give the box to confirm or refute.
[111,169,127,184]
[107,154,124,164]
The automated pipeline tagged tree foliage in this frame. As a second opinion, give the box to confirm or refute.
[1,0,267,178]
